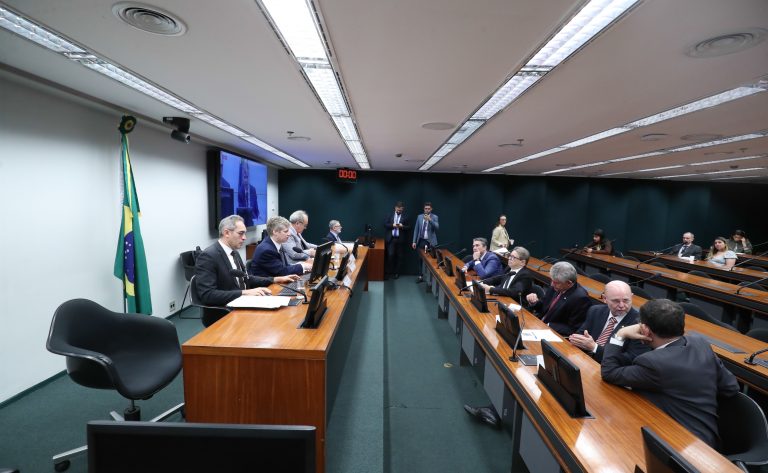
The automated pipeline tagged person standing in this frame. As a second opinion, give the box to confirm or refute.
[490,214,511,252]
[384,201,410,279]
[412,202,439,283]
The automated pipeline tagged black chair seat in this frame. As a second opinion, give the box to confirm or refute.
[630,285,652,300]
[589,273,612,284]
[679,302,736,331]
[747,328,768,343]
[718,392,768,469]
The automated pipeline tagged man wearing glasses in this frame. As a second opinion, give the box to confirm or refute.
[195,215,298,307]
[478,246,534,301]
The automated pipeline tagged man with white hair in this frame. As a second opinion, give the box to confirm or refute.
[525,261,591,336]
[283,210,316,265]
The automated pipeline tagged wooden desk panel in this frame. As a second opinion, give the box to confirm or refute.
[182,248,369,473]
[423,251,741,473]
[527,257,768,394]
[366,238,385,281]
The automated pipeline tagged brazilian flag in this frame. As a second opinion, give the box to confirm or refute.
[113,116,152,314]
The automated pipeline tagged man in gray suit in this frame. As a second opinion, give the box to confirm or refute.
[601,299,739,449]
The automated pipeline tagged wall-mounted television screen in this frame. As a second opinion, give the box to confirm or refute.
[208,149,267,229]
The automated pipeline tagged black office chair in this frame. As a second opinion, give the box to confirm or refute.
[679,302,736,331]
[630,285,653,300]
[190,275,232,327]
[648,261,668,269]
[46,299,184,472]
[178,247,202,319]
[687,270,711,279]
[747,265,768,273]
[746,328,768,343]
[717,392,768,471]
[589,273,612,284]
[572,265,587,276]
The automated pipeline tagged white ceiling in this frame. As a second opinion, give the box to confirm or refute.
[1,0,767,182]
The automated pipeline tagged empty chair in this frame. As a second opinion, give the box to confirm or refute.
[648,261,668,269]
[46,299,184,471]
[687,270,711,279]
[717,392,768,471]
[630,285,653,300]
[747,328,768,343]
[622,255,640,262]
[679,302,736,331]
[573,265,587,276]
[589,273,612,284]
[179,247,202,318]
[190,275,232,327]
[747,265,768,273]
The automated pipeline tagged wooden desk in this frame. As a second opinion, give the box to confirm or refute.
[366,238,385,281]
[737,252,768,270]
[527,257,768,394]
[627,250,768,286]
[182,248,369,473]
[420,251,739,472]
[560,250,768,317]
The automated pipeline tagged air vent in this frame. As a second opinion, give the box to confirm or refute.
[113,3,187,36]
[421,122,455,131]
[686,29,767,58]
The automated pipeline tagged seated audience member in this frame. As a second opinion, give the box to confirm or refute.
[478,246,533,300]
[325,220,343,244]
[601,299,739,449]
[490,215,512,252]
[727,229,752,254]
[706,236,737,270]
[569,280,649,362]
[195,215,298,306]
[525,261,591,336]
[283,210,317,265]
[583,228,613,255]
[462,237,504,279]
[249,216,312,277]
[668,232,703,260]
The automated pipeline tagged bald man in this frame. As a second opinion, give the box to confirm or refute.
[569,280,650,363]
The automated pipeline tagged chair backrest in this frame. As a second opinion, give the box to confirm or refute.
[746,328,768,343]
[180,248,200,281]
[648,261,668,269]
[678,302,736,331]
[747,265,768,273]
[589,273,612,284]
[687,270,711,279]
[573,265,587,276]
[630,285,652,300]
[717,392,768,464]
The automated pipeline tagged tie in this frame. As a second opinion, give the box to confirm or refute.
[393,214,400,237]
[678,245,687,257]
[595,316,618,346]
[541,291,563,323]
[231,250,246,289]
[422,218,428,238]
[279,247,287,265]
[299,234,308,250]
[503,271,517,289]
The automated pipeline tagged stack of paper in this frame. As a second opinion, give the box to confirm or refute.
[226,296,293,309]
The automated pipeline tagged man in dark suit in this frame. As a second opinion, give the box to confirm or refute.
[525,261,591,336]
[668,232,703,260]
[412,202,439,283]
[249,216,312,277]
[195,215,298,307]
[462,237,504,279]
[325,220,344,244]
[601,299,739,449]
[569,280,649,362]
[478,246,534,301]
[384,201,409,279]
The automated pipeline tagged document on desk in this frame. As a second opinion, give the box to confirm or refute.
[227,296,292,309]
[521,329,561,342]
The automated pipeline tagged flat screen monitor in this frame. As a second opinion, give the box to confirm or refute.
[470,280,489,312]
[351,240,359,258]
[436,249,444,267]
[429,246,438,259]
[87,420,315,473]
[495,302,525,351]
[335,252,351,281]
[537,339,589,418]
[301,276,329,329]
[308,241,334,283]
[640,426,700,473]
[207,149,267,230]
[443,256,454,276]
[455,266,467,292]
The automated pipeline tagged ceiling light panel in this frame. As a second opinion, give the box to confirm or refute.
[0,4,308,168]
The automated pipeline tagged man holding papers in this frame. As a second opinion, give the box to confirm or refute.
[195,215,298,307]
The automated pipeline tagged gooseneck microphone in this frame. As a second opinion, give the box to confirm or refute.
[636,247,676,269]
[630,272,661,288]
[745,347,768,365]
[230,269,308,304]
[534,245,580,270]
[735,275,768,295]
[460,268,512,292]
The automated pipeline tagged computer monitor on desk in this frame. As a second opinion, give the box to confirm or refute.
[301,276,329,329]
[335,252,351,281]
[470,280,490,312]
[308,241,333,283]
[537,339,589,418]
[443,256,454,276]
[455,266,467,292]
[638,426,700,473]
[436,249,444,267]
[87,420,316,473]
[495,302,525,351]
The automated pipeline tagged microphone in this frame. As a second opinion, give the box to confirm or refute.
[735,275,768,295]
[630,272,661,287]
[745,347,768,365]
[438,248,467,267]
[460,268,512,292]
[534,245,579,270]
[230,269,308,304]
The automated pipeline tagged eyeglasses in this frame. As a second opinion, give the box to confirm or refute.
[235,231,247,236]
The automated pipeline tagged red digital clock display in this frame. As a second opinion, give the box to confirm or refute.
[337,168,357,183]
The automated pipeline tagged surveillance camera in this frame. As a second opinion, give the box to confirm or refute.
[170,129,191,144]
[162,116,190,133]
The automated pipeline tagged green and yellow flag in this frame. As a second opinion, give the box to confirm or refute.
[113,116,152,314]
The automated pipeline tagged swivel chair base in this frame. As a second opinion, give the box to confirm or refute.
[51,401,184,471]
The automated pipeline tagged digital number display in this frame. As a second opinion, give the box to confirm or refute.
[337,168,357,183]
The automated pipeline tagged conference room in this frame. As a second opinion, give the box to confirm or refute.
[1,0,767,472]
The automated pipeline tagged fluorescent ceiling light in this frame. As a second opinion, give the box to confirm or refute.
[421,0,639,171]
[711,175,761,181]
[0,5,309,168]
[260,0,370,169]
[599,155,767,177]
[545,132,768,175]
[689,155,767,166]
[656,167,765,179]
